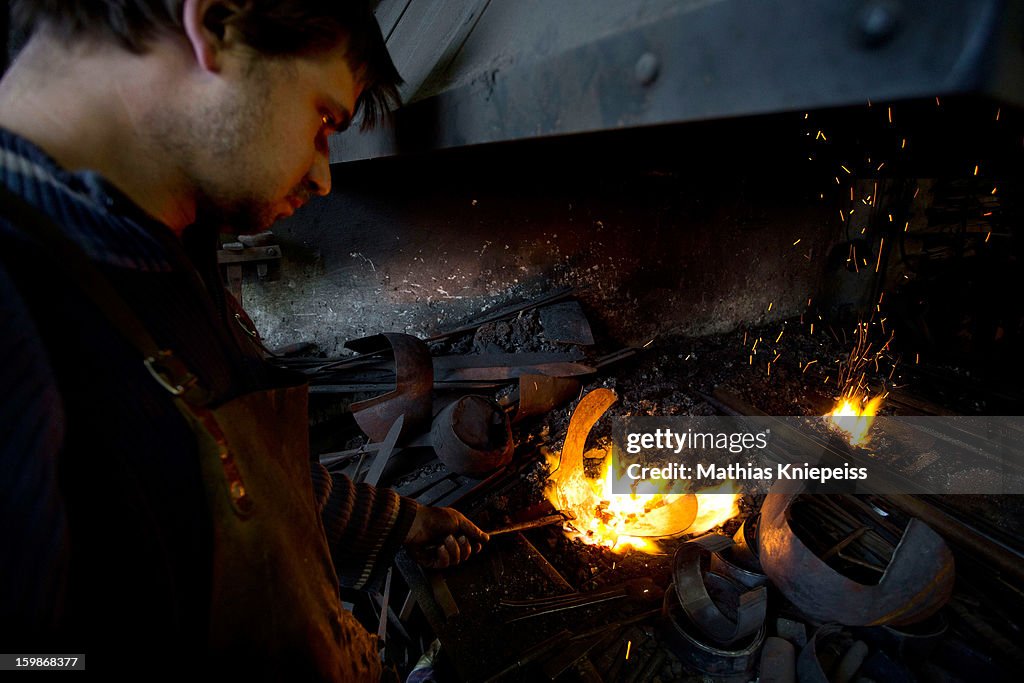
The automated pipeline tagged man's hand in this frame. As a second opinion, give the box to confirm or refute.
[404,506,489,569]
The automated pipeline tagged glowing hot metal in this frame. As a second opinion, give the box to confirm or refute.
[545,389,740,553]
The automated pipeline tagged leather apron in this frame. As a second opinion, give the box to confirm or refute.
[180,385,380,681]
[0,188,380,681]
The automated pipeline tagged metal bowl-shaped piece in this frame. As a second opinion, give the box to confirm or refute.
[661,577,766,681]
[431,395,513,478]
[711,546,770,590]
[731,514,762,571]
[758,485,955,626]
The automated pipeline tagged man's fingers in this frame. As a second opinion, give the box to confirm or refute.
[406,507,491,568]
[443,534,460,565]
[419,543,449,569]
[456,535,472,561]
[433,544,450,569]
[455,512,490,543]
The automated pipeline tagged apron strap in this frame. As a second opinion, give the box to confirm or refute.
[0,184,211,406]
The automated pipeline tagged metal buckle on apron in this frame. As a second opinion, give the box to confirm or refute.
[144,349,199,397]
[144,351,254,514]
[233,312,259,338]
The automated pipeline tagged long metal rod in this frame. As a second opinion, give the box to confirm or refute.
[515,532,575,593]
[886,494,1024,586]
[486,512,574,537]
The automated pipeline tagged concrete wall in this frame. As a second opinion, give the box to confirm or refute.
[241,119,843,355]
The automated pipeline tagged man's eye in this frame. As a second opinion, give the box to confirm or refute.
[321,114,338,132]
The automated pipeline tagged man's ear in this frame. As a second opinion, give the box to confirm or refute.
[181,0,245,72]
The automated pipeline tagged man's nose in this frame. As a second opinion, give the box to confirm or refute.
[307,148,332,196]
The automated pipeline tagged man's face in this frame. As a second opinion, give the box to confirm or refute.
[175,46,361,232]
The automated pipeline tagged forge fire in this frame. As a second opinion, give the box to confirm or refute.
[545,444,742,553]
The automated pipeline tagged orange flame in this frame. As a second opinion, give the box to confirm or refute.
[826,394,883,446]
[545,448,741,553]
[689,481,743,535]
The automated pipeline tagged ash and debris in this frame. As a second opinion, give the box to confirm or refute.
[474,309,570,354]
[519,315,884,455]
[391,461,449,492]
[429,307,584,356]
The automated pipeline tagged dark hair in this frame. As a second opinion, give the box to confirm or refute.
[9,1,402,129]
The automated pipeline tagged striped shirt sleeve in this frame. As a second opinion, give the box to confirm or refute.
[313,463,419,590]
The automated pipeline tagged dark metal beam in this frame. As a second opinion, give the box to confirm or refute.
[336,0,1024,162]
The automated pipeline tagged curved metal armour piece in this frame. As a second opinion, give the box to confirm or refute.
[347,333,433,443]
[672,534,767,645]
[758,487,955,626]
[661,580,766,679]
[558,388,618,476]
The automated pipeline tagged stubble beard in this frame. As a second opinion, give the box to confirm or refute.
[162,65,281,233]
[195,186,279,234]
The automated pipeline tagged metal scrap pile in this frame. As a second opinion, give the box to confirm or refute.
[267,288,1022,682]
